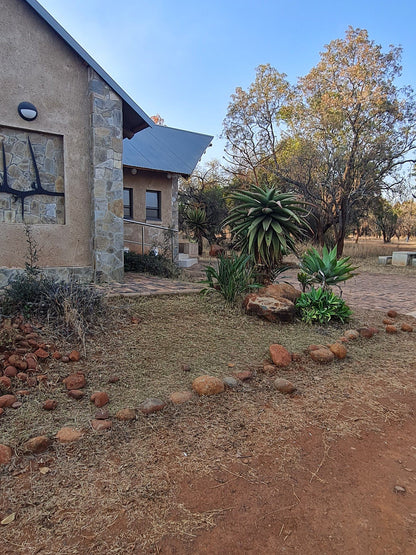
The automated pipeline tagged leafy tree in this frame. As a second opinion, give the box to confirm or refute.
[222,28,416,257]
[223,185,308,282]
[373,198,398,243]
[396,199,416,240]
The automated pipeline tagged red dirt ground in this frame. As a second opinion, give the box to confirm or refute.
[160,395,416,554]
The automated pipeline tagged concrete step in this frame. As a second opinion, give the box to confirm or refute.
[177,257,198,268]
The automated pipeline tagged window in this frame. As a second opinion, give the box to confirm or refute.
[123,188,133,219]
[146,190,161,220]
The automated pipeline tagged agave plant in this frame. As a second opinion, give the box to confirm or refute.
[299,245,358,291]
[224,185,309,281]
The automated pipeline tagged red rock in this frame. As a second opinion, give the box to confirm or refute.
[52,351,62,360]
[17,340,30,349]
[0,394,17,408]
[138,398,167,414]
[22,324,33,334]
[16,360,28,371]
[108,375,120,383]
[11,402,22,409]
[387,309,398,318]
[28,339,39,348]
[0,376,12,389]
[26,358,38,370]
[385,325,398,334]
[16,372,27,382]
[401,323,414,332]
[63,373,86,390]
[42,399,57,411]
[344,330,360,340]
[258,283,302,303]
[56,427,84,443]
[262,364,277,376]
[307,344,322,352]
[368,327,380,335]
[233,370,253,381]
[274,378,296,394]
[7,354,20,366]
[192,376,224,396]
[23,436,50,453]
[90,391,109,408]
[68,389,85,400]
[329,343,347,359]
[309,347,334,364]
[91,419,112,431]
[116,408,137,420]
[243,294,295,323]
[383,318,394,325]
[25,333,38,340]
[291,352,302,362]
[16,390,30,396]
[169,391,194,404]
[69,350,81,362]
[269,344,292,368]
[34,348,49,359]
[359,327,374,338]
[95,409,110,420]
[0,444,12,465]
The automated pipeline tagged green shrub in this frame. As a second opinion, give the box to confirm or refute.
[299,245,357,291]
[124,252,181,279]
[201,253,259,305]
[295,287,352,325]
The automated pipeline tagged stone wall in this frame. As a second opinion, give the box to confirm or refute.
[0,126,65,224]
[88,69,124,282]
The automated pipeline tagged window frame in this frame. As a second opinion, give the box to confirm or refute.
[145,190,161,221]
[123,188,133,220]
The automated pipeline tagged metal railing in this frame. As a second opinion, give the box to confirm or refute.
[123,219,178,261]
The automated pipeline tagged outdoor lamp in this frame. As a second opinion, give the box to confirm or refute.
[17,102,38,121]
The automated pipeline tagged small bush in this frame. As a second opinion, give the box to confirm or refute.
[1,274,106,345]
[295,287,352,325]
[124,252,181,279]
[201,253,259,305]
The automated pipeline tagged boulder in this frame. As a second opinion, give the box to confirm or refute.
[243,294,295,323]
[258,283,302,303]
[42,399,57,411]
[0,376,12,389]
[91,419,112,432]
[359,327,374,338]
[90,392,109,408]
[274,378,296,394]
[56,427,84,444]
[23,436,50,453]
[309,347,334,364]
[269,344,292,368]
[233,370,253,381]
[0,444,12,465]
[169,391,194,404]
[68,389,85,400]
[0,395,17,408]
[138,398,167,414]
[192,375,224,396]
[63,373,86,390]
[116,408,137,421]
[385,325,398,334]
[69,350,81,362]
[329,343,347,359]
[387,309,398,318]
[401,323,414,332]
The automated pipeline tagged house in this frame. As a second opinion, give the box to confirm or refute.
[0,0,213,286]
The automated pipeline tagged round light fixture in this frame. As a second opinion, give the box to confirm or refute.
[18,102,38,121]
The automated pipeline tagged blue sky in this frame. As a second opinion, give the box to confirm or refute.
[39,0,416,163]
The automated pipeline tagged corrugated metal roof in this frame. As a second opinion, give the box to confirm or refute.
[23,0,153,133]
[123,126,213,177]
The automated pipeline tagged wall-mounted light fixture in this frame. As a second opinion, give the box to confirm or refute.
[17,102,38,121]
[131,168,137,175]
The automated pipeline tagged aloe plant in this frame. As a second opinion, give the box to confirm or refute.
[224,185,309,281]
[296,287,352,324]
[299,245,358,290]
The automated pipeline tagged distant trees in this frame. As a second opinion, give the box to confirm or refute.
[222,27,416,256]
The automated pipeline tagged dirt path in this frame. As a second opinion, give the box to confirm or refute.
[161,396,416,554]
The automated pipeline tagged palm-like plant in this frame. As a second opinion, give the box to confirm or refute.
[183,207,208,255]
[224,185,309,281]
[300,245,358,291]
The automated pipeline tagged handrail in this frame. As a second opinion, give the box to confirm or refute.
[123,218,178,261]
[124,218,178,233]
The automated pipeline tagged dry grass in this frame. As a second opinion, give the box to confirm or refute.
[1,294,416,553]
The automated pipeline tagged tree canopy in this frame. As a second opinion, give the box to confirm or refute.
[223,27,416,255]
